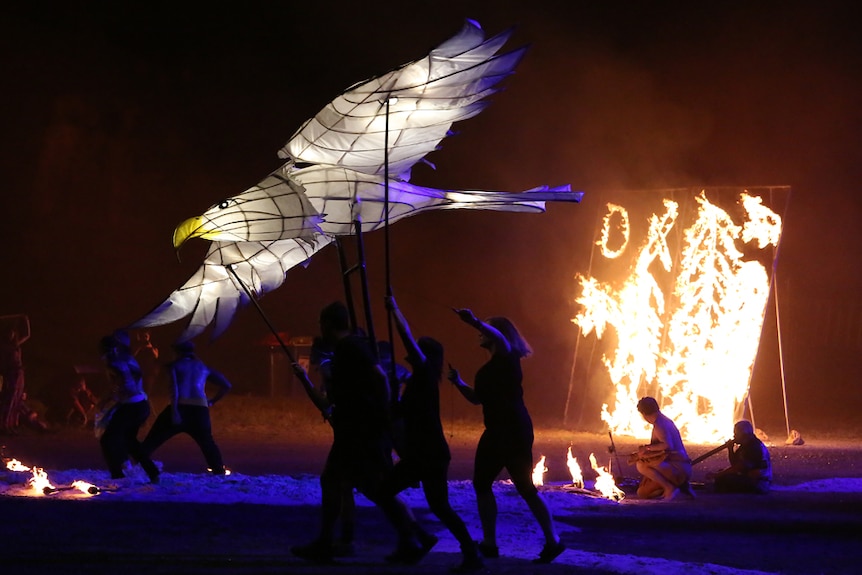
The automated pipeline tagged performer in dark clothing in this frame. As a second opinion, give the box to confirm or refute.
[309,336,356,557]
[448,308,565,564]
[291,301,432,565]
[0,315,30,434]
[141,340,231,475]
[97,331,160,483]
[382,295,482,572]
[377,339,411,459]
[709,420,772,494]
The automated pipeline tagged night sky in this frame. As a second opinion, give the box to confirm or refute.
[2,1,860,433]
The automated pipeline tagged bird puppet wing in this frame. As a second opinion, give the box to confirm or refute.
[132,19,581,340]
[133,235,332,341]
[279,18,526,178]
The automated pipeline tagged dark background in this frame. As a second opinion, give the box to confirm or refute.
[2,1,860,435]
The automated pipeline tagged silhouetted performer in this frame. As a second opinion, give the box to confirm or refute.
[67,374,98,427]
[709,420,772,494]
[291,301,432,565]
[309,335,356,557]
[382,295,483,572]
[43,369,98,428]
[377,339,410,458]
[448,308,565,564]
[98,331,160,483]
[141,340,231,475]
[17,392,49,432]
[133,329,160,397]
[0,314,31,435]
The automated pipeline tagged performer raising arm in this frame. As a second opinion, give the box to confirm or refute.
[448,307,565,564]
[381,295,483,572]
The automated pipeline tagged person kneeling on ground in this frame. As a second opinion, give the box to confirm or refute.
[631,396,693,500]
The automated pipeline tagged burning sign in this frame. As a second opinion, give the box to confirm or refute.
[573,189,783,443]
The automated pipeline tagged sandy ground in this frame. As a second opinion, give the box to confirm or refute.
[2,424,861,574]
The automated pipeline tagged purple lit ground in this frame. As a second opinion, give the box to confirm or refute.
[3,0,862,440]
[2,408,860,575]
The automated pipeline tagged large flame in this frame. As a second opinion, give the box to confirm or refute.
[574,190,782,443]
[566,447,584,488]
[532,455,548,487]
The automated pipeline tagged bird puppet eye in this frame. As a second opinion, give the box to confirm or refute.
[217,199,233,209]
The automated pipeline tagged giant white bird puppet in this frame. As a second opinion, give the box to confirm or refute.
[133,19,584,340]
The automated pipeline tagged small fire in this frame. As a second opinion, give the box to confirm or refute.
[6,458,30,472]
[566,447,584,488]
[589,453,625,501]
[28,467,55,494]
[6,456,102,496]
[532,455,548,487]
[71,480,101,495]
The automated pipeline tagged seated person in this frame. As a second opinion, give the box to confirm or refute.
[18,393,50,432]
[708,420,772,494]
[631,396,693,500]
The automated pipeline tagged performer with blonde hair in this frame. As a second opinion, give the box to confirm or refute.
[448,308,565,564]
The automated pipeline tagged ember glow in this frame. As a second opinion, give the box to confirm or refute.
[566,447,584,488]
[589,453,625,501]
[532,455,548,487]
[573,190,783,443]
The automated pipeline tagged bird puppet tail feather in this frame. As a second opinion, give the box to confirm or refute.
[440,185,583,213]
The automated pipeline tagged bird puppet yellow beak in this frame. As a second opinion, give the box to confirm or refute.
[172,216,213,250]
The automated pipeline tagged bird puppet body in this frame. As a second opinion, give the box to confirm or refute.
[134,19,583,340]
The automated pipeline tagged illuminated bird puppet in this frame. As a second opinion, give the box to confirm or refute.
[133,19,583,340]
